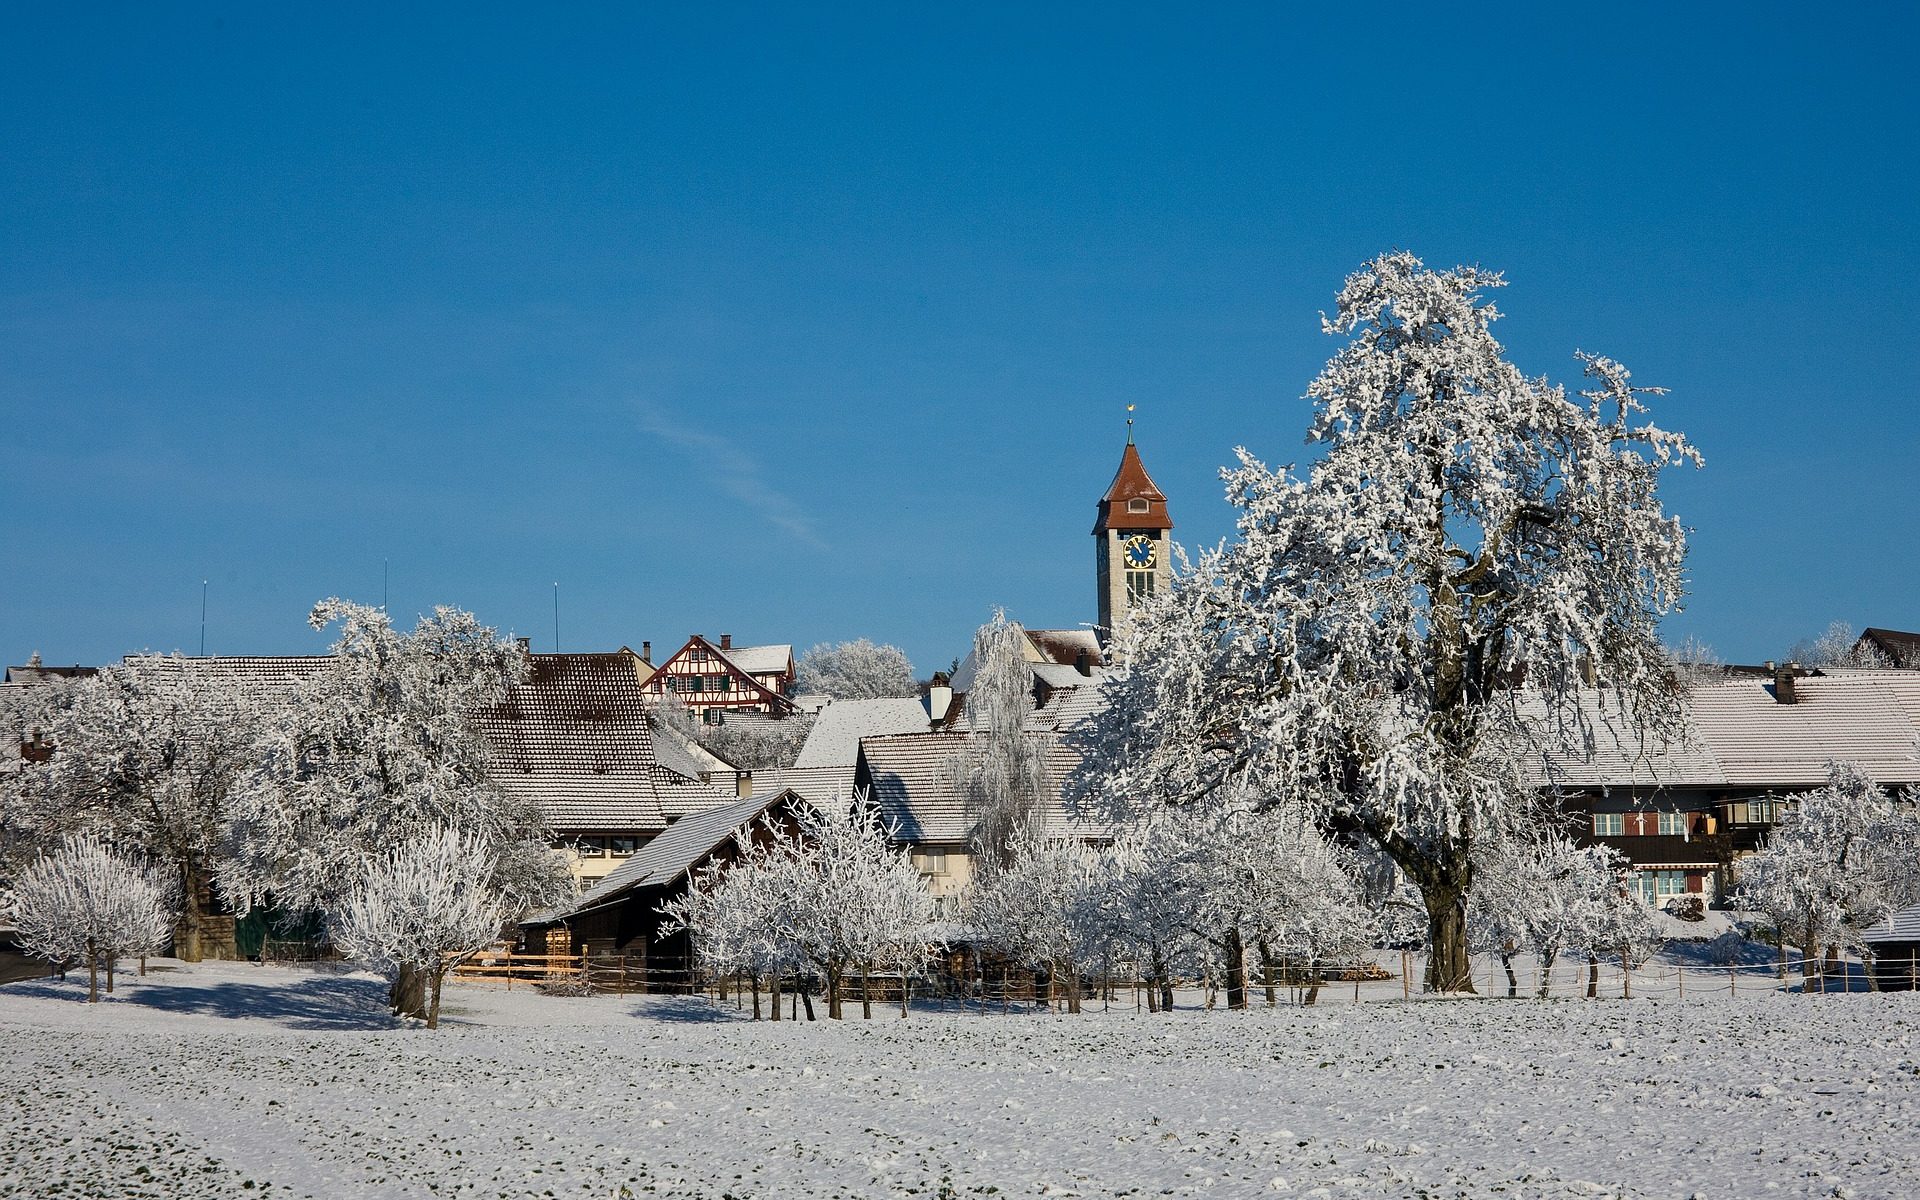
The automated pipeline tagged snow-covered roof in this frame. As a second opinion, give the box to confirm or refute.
[854,731,1108,845]
[1519,674,1920,793]
[747,764,858,807]
[543,790,789,921]
[480,653,735,833]
[793,697,930,768]
[725,644,793,677]
[1862,902,1920,944]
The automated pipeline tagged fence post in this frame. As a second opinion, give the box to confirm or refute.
[1402,951,1411,1000]
[1910,949,1916,992]
[1729,964,1735,997]
[1622,960,1631,1000]
[1354,972,1361,1004]
[505,950,513,990]
[1677,964,1683,1000]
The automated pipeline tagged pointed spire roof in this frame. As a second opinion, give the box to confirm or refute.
[1093,442,1173,533]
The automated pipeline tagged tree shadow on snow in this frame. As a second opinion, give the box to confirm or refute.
[3,969,399,1031]
[626,995,749,1024]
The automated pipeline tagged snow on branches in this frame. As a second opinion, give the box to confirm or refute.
[330,825,509,1028]
[1071,251,1700,993]
[665,790,936,1020]
[12,834,176,1003]
[949,611,1050,871]
[1736,761,1920,974]
[796,639,917,700]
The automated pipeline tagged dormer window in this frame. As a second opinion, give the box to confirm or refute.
[1127,498,1150,514]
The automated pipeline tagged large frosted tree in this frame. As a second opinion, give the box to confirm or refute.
[796,639,917,699]
[223,599,570,1018]
[1075,252,1698,991]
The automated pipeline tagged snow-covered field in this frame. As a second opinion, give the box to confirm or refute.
[3,960,1919,1199]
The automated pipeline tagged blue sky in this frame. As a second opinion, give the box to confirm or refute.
[4,4,1916,675]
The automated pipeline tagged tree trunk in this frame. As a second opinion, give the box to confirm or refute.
[1067,967,1082,1015]
[427,969,445,1030]
[178,861,206,963]
[1501,951,1518,998]
[900,968,910,1019]
[1303,964,1321,1007]
[800,985,815,1021]
[751,973,762,1020]
[826,966,843,1020]
[861,964,873,1020]
[1537,950,1557,999]
[1260,940,1278,1007]
[106,957,115,995]
[769,970,781,1022]
[391,963,429,1020]
[1586,954,1599,999]
[87,938,99,1004]
[1224,927,1247,1010]
[1419,874,1475,993]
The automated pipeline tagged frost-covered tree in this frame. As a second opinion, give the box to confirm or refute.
[18,656,264,961]
[652,699,813,771]
[1736,761,1920,979]
[223,600,569,1018]
[949,612,1050,871]
[0,678,84,877]
[672,792,934,1020]
[968,829,1110,1013]
[1074,252,1699,992]
[1103,813,1202,1012]
[796,639,917,699]
[330,826,507,1029]
[1472,831,1624,997]
[1787,622,1890,669]
[11,835,175,1003]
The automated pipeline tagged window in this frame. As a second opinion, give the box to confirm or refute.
[687,674,705,693]
[662,676,677,693]
[1631,869,1690,905]
[919,850,949,876]
[1591,812,1624,836]
[717,674,734,692]
[608,837,638,857]
[1127,498,1151,514]
[1657,811,1688,836]
[1126,570,1156,604]
[577,837,607,858]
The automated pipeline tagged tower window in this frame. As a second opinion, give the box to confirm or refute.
[1126,570,1155,604]
[1127,498,1150,514]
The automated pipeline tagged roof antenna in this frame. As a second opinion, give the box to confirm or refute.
[200,580,208,656]
[552,582,560,654]
[1126,403,1136,445]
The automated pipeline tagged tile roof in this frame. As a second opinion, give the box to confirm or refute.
[543,790,791,921]
[481,653,736,833]
[1093,442,1173,532]
[725,643,794,677]
[1861,628,1920,669]
[748,764,858,807]
[793,697,931,768]
[1519,674,1920,792]
[1863,902,1920,944]
[855,731,1108,845]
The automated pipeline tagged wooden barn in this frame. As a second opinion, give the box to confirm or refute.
[520,788,809,990]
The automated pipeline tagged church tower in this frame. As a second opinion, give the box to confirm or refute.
[1093,433,1173,642]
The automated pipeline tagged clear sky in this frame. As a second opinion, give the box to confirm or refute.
[4,4,1916,676]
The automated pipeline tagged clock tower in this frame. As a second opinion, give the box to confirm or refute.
[1093,434,1173,642]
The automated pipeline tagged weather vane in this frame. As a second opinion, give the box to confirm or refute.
[1126,403,1136,444]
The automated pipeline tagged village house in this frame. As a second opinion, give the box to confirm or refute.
[640,633,797,720]
[1539,664,1920,906]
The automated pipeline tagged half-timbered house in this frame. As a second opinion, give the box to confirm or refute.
[641,633,797,719]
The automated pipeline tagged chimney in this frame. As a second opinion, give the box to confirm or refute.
[926,672,954,725]
[720,633,732,651]
[1074,649,1092,677]
[1775,660,1799,705]
[640,641,652,664]
[736,770,753,799]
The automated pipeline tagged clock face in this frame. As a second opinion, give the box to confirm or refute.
[1123,534,1156,569]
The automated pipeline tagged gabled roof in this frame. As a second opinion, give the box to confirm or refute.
[793,697,931,768]
[644,635,795,713]
[1093,442,1173,533]
[1518,674,1920,793]
[854,730,1108,845]
[541,789,798,921]
[726,644,794,677]
[479,653,735,832]
[1860,628,1920,669]
[748,764,858,807]
[3,662,98,685]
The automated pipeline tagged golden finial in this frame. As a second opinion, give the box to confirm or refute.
[1126,403,1136,444]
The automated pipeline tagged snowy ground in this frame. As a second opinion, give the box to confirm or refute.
[3,959,1919,1199]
